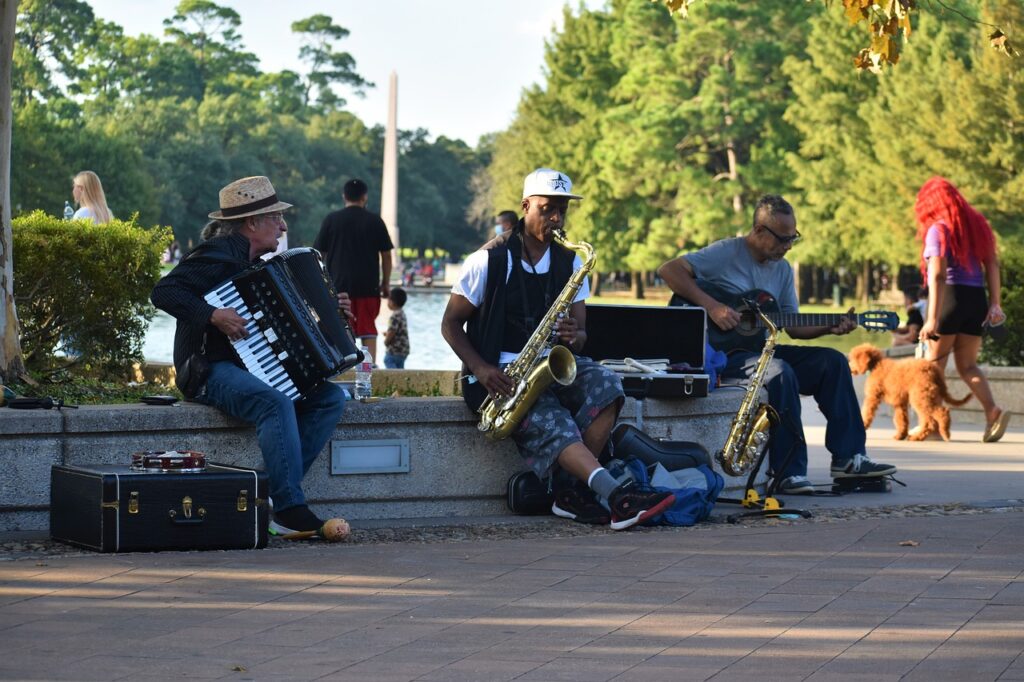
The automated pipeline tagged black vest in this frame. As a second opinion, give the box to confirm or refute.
[461,226,575,411]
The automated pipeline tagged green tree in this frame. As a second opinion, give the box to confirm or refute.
[12,0,94,103]
[162,0,258,99]
[291,14,371,110]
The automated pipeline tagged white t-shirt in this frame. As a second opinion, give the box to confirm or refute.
[73,206,96,222]
[451,244,590,365]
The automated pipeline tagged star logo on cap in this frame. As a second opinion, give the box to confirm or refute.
[550,174,569,192]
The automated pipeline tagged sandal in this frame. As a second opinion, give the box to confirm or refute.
[983,410,1012,443]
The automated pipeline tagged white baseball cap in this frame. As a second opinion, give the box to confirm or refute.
[522,168,583,200]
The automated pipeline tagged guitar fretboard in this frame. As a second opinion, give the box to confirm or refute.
[756,313,851,329]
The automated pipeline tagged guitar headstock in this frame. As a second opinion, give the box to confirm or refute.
[857,310,901,332]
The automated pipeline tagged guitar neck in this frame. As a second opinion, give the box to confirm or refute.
[760,312,851,329]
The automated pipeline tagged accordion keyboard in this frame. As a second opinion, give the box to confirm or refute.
[205,280,302,400]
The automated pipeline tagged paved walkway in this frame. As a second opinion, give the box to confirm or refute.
[1,401,1022,681]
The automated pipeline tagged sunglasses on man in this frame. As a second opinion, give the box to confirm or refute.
[758,224,802,245]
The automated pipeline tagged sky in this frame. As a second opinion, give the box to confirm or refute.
[86,0,605,146]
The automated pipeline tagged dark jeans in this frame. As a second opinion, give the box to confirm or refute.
[198,361,346,511]
[721,345,865,479]
[383,353,407,369]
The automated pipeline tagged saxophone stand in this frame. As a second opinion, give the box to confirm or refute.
[717,409,813,524]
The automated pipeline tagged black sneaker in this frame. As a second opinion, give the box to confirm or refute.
[831,454,897,479]
[607,480,676,531]
[269,504,324,535]
[552,486,611,525]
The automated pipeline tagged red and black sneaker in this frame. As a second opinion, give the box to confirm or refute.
[607,480,675,531]
[551,486,611,525]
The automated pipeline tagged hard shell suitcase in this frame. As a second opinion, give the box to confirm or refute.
[50,463,269,552]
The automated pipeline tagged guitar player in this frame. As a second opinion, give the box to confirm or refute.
[657,194,896,494]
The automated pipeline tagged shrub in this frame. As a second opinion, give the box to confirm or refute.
[980,242,1024,367]
[13,211,173,376]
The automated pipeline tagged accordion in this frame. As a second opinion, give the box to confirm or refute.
[204,247,362,401]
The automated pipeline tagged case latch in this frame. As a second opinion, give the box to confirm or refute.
[169,496,205,520]
[237,489,248,512]
[128,491,139,514]
[684,376,694,396]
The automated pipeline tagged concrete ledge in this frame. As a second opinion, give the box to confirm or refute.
[0,389,755,532]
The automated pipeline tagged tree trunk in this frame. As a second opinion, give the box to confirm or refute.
[0,0,25,383]
[590,271,602,297]
[631,272,645,300]
[855,259,871,304]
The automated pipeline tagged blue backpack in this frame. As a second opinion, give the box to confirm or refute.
[618,457,724,526]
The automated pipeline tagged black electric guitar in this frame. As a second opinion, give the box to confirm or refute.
[669,283,899,353]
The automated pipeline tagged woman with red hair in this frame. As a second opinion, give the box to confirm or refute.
[916,177,1010,442]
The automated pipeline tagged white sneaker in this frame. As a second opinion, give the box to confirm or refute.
[778,475,814,495]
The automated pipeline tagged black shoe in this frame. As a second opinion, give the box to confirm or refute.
[831,454,897,479]
[607,480,676,531]
[552,486,611,525]
[269,505,324,535]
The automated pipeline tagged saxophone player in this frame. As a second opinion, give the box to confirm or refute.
[657,195,897,495]
[442,168,675,530]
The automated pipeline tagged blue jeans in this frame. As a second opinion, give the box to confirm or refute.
[721,345,865,479]
[383,353,406,369]
[198,361,345,511]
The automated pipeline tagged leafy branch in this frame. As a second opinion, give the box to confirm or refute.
[654,0,1017,71]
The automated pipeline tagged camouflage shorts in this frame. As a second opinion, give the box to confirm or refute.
[511,356,624,479]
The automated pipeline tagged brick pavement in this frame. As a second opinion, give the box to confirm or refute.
[2,511,1024,681]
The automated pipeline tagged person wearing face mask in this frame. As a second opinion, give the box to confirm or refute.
[658,195,897,495]
[494,210,517,237]
[151,176,351,542]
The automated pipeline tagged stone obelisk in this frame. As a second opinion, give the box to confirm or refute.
[380,71,400,268]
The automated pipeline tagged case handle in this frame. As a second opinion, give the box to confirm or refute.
[168,496,206,525]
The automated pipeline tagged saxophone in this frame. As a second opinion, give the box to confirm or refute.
[477,230,596,441]
[717,307,780,476]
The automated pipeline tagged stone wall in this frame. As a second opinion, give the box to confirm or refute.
[0,389,754,533]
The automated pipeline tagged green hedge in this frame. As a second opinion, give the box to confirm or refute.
[981,244,1024,367]
[13,211,173,375]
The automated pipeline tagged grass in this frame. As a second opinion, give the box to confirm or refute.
[6,372,180,406]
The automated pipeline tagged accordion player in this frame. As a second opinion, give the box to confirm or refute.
[204,247,362,401]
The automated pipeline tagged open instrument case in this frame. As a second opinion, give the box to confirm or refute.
[581,304,709,399]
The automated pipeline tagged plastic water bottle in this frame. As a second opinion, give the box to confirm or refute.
[63,201,74,220]
[354,346,373,400]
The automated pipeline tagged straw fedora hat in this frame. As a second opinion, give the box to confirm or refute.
[208,176,293,220]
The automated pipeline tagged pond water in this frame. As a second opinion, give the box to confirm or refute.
[143,292,892,369]
[143,290,463,370]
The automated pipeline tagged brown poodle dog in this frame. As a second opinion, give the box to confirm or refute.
[848,343,972,441]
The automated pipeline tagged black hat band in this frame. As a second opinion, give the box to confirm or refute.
[221,194,279,217]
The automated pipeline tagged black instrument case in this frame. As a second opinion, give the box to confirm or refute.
[50,463,269,552]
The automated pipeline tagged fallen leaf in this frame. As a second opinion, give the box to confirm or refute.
[231,665,247,672]
[899,540,920,547]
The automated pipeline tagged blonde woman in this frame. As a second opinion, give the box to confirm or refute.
[71,171,113,224]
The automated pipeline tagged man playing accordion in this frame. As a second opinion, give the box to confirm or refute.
[151,176,350,542]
